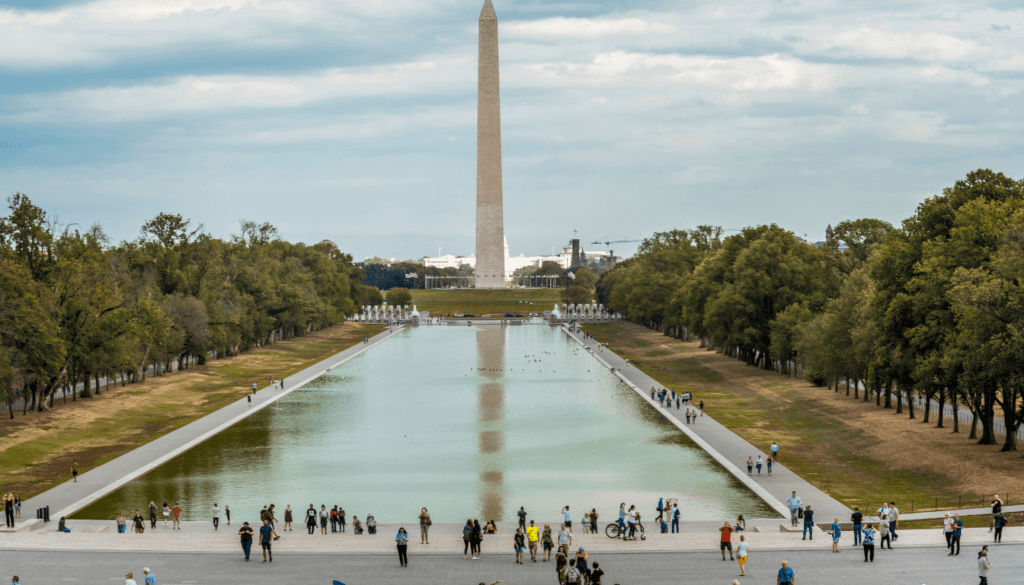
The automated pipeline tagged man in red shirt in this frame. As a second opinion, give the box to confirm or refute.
[172,503,182,529]
[719,521,734,561]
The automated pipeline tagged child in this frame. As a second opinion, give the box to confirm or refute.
[829,518,842,552]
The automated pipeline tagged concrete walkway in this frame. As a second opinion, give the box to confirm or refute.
[565,326,853,526]
[12,325,401,529]
[2,538,1021,585]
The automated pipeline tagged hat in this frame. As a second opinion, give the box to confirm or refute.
[579,546,584,550]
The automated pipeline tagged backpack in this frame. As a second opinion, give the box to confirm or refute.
[566,565,581,583]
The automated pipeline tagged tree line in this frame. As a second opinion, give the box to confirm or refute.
[596,169,1024,452]
[0,194,373,418]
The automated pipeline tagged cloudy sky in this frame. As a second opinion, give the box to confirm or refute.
[1,0,1021,260]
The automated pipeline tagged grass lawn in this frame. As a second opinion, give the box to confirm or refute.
[582,321,1024,515]
[0,322,383,499]
[409,288,560,317]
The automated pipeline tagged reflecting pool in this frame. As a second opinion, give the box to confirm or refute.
[79,325,774,523]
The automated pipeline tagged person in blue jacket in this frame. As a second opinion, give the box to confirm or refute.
[829,518,842,553]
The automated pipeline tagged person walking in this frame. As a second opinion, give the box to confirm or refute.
[148,502,157,529]
[542,524,554,561]
[993,510,1006,543]
[802,504,814,540]
[418,508,431,544]
[116,511,127,534]
[719,521,734,561]
[304,504,316,534]
[284,505,293,531]
[656,497,665,522]
[212,503,220,531]
[320,505,328,535]
[125,573,137,585]
[737,534,748,576]
[562,505,572,530]
[829,518,842,552]
[471,519,483,559]
[851,507,863,546]
[589,508,598,534]
[888,502,899,541]
[943,512,953,550]
[514,527,526,564]
[395,527,409,567]
[746,456,754,476]
[527,520,539,562]
[3,492,14,528]
[251,381,257,395]
[72,460,79,482]
[171,503,182,530]
[132,510,145,534]
[990,495,1003,532]
[756,455,763,475]
[338,507,346,532]
[13,494,20,519]
[978,546,991,585]
[142,568,155,585]
[862,523,876,562]
[770,441,779,462]
[786,492,802,527]
[949,515,963,556]
[161,503,170,527]
[238,521,254,561]
[699,400,705,415]
[259,519,274,563]
[518,506,527,531]
[777,561,794,585]
[557,522,572,555]
[767,457,773,475]
[671,504,680,533]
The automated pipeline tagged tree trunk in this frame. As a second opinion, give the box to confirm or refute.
[94,372,101,396]
[936,388,945,429]
[884,381,892,409]
[999,387,1019,452]
[906,388,915,419]
[896,385,903,414]
[923,391,931,423]
[952,391,959,433]
[978,389,997,445]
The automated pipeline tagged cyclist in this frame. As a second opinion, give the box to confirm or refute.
[617,503,626,537]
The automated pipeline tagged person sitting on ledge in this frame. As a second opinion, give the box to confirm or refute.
[485,520,498,534]
[58,516,71,533]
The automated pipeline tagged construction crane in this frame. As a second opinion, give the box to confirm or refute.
[592,232,667,247]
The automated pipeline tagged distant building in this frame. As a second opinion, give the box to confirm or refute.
[424,254,476,269]
[423,237,619,280]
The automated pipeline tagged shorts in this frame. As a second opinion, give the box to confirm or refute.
[738,555,747,565]
[529,541,538,551]
[833,536,841,543]
[543,542,553,550]
[721,542,732,551]
[261,541,272,550]
[515,546,524,553]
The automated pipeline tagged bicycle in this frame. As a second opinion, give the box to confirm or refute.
[605,514,646,540]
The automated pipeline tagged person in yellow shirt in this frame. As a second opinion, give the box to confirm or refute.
[526,520,540,562]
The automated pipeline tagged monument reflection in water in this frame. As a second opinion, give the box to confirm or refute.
[477,326,505,520]
[79,325,775,523]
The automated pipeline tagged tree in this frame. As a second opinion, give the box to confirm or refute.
[386,288,412,307]
[561,285,592,306]
[571,267,598,291]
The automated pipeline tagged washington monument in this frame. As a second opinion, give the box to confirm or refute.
[475,0,506,289]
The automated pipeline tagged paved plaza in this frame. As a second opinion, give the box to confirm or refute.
[2,542,1021,584]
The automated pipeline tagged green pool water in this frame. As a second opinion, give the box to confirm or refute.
[78,325,774,524]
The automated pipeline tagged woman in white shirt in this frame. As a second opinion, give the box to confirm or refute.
[736,535,748,576]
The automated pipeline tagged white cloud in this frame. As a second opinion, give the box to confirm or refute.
[522,52,844,93]
[7,58,471,122]
[502,17,674,38]
[821,28,987,61]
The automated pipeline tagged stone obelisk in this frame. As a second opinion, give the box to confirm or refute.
[475,0,505,289]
